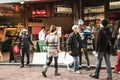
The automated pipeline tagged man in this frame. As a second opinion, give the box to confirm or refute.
[90,19,112,80]
[38,26,46,41]
[19,28,35,68]
[66,25,82,74]
[78,19,91,70]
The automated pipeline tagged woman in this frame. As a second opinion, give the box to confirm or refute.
[42,25,61,77]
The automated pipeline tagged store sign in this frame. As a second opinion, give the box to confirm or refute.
[110,1,120,9]
[0,0,30,3]
[0,8,13,16]
[56,6,72,13]
[32,9,47,17]
[84,6,104,14]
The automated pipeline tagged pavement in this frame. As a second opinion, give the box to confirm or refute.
[0,65,120,80]
[0,51,119,80]
[0,51,117,68]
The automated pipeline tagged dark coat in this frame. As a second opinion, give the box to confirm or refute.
[67,32,81,56]
[95,26,112,53]
[112,19,120,39]
[19,34,34,48]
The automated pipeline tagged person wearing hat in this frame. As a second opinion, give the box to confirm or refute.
[78,19,92,70]
[66,25,82,74]
[90,19,112,80]
[19,28,35,68]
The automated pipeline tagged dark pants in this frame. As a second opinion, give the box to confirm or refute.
[79,47,90,66]
[95,52,112,78]
[46,56,58,68]
[21,47,30,66]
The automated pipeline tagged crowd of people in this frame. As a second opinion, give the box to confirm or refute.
[2,17,120,80]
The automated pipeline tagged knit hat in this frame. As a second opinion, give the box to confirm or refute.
[72,25,78,30]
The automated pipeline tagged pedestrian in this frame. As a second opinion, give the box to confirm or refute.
[112,27,120,74]
[90,19,112,80]
[19,28,35,68]
[78,19,91,70]
[42,25,61,77]
[38,26,46,41]
[66,25,82,74]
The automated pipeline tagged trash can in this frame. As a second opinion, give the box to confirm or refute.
[38,40,47,52]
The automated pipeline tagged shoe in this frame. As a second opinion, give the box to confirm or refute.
[86,67,91,71]
[74,70,81,74]
[106,77,112,80]
[112,70,119,73]
[79,65,83,70]
[67,66,72,71]
[89,73,99,79]
[42,71,47,77]
[54,73,60,76]
[118,71,120,74]
[20,65,24,68]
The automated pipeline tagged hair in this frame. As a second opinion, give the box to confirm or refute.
[41,26,45,29]
[101,19,108,26]
[50,25,56,33]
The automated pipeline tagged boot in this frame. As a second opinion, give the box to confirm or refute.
[54,68,60,76]
[42,65,48,77]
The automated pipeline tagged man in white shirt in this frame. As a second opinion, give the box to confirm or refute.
[38,26,45,41]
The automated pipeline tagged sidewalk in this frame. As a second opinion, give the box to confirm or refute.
[0,51,117,68]
[0,65,119,80]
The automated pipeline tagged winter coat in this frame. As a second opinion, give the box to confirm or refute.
[67,32,81,56]
[112,19,120,39]
[95,26,112,53]
[19,34,34,48]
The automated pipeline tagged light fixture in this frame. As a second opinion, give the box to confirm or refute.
[20,0,24,4]
[110,1,120,5]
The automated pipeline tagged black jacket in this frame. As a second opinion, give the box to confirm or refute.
[95,26,112,53]
[67,32,81,56]
[19,34,34,48]
[112,19,120,39]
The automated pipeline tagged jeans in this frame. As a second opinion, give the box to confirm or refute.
[68,56,79,72]
[95,52,112,78]
[21,47,30,66]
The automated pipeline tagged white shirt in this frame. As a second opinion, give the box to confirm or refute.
[38,29,45,41]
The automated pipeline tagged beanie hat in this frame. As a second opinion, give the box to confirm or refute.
[78,19,84,25]
[101,19,108,26]
[72,25,78,30]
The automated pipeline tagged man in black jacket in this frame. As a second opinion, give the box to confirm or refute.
[90,19,112,80]
[67,25,82,74]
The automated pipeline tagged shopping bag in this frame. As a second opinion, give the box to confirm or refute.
[13,45,20,54]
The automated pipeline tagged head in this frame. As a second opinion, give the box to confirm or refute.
[78,19,84,26]
[21,28,28,34]
[72,25,79,33]
[41,26,45,30]
[50,25,56,33]
[101,18,108,27]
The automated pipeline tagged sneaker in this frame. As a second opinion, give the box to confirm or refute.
[74,70,81,74]
[67,66,72,71]
[20,65,24,68]
[86,67,91,71]
[112,70,119,73]
[118,71,120,74]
